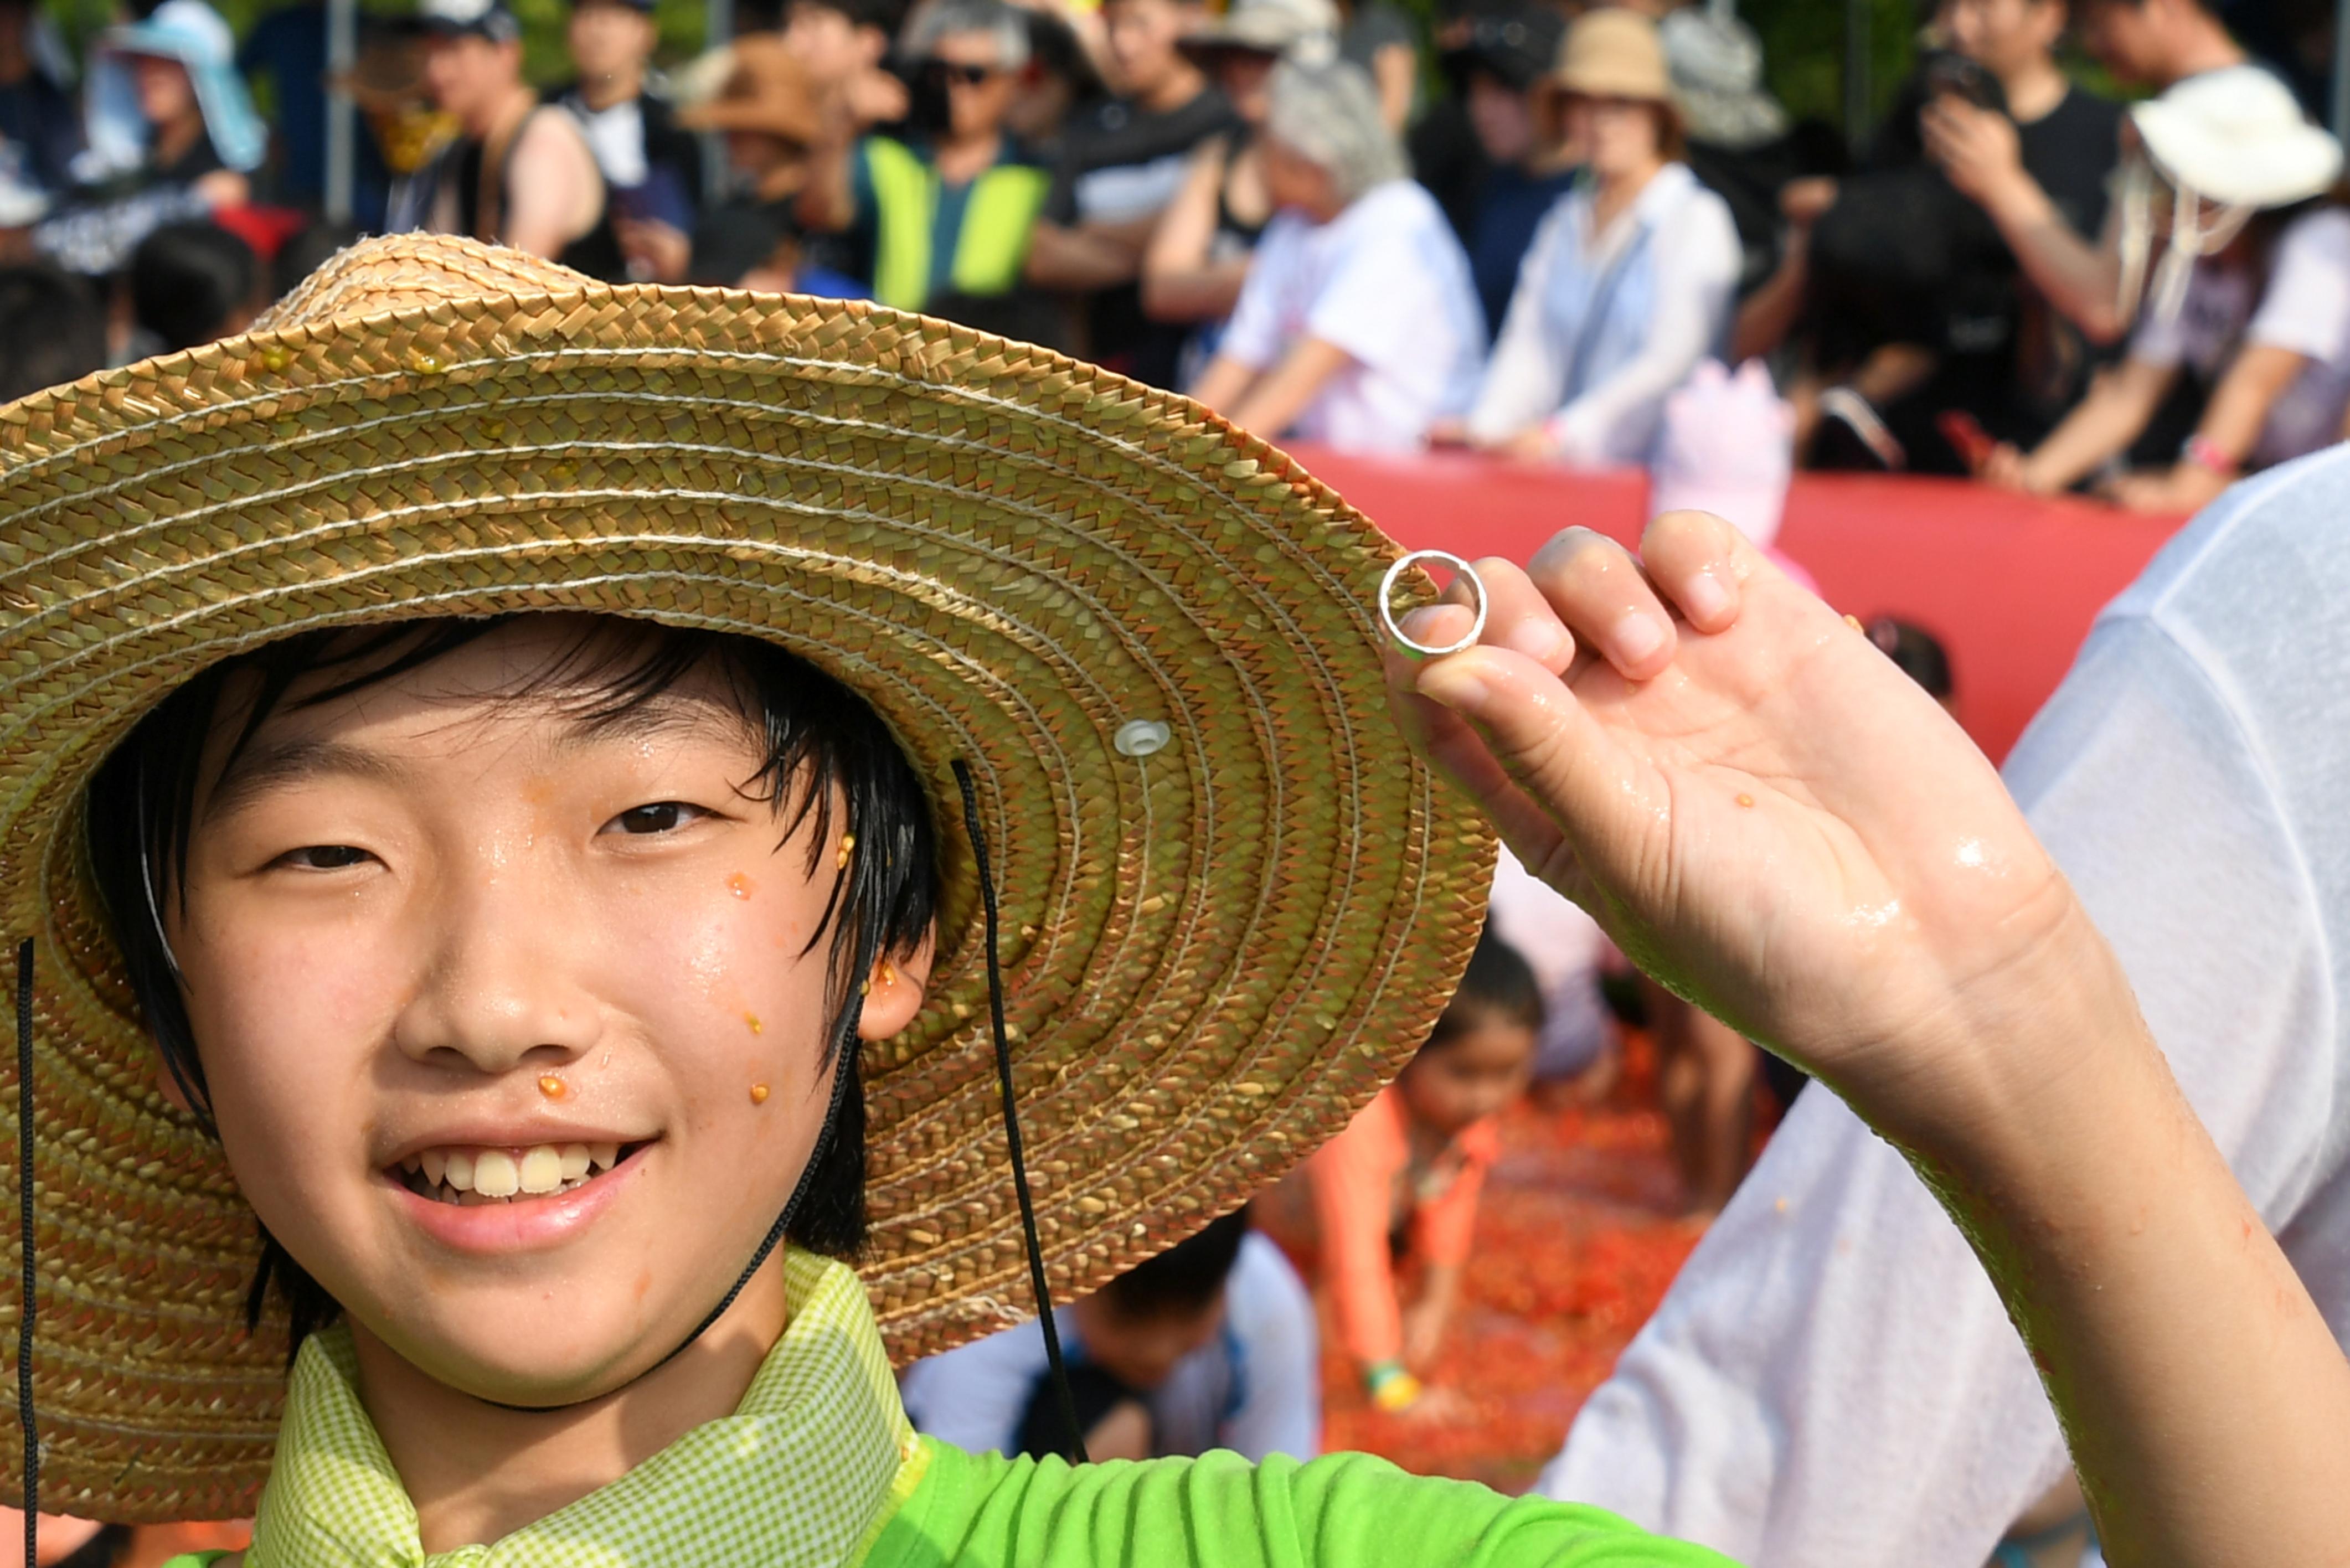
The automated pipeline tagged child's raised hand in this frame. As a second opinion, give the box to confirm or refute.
[1384,512,2113,1137]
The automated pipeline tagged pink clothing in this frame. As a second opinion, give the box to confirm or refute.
[1303,1084,1501,1369]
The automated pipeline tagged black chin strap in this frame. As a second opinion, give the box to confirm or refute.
[951,760,1086,1464]
[17,937,39,1568]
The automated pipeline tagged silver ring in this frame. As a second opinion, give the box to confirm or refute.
[1379,550,1489,659]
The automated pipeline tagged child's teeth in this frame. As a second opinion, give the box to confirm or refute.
[445,1149,476,1192]
[560,1143,591,1182]
[473,1149,520,1198]
[518,1146,563,1194]
[420,1149,447,1187]
[589,1142,619,1170]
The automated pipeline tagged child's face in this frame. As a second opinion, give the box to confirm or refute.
[1398,1014,1537,1136]
[1069,1292,1224,1391]
[162,618,927,1405]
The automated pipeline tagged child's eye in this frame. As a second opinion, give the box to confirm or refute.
[273,844,374,871]
[603,802,711,837]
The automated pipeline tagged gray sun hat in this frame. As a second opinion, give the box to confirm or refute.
[1660,3,1786,150]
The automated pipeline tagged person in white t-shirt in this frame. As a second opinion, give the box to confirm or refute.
[900,1211,1321,1463]
[1980,66,2348,512]
[1188,59,1485,452]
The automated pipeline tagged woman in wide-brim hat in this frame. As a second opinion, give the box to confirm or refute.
[0,233,1739,1567]
[1454,7,1742,468]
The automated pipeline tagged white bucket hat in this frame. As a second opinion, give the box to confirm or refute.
[2121,65,2344,323]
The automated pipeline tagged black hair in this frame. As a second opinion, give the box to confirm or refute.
[130,220,257,353]
[1864,616,1955,702]
[0,264,105,405]
[1424,926,1543,1050]
[787,0,909,36]
[83,614,937,1353]
[1098,1206,1250,1321]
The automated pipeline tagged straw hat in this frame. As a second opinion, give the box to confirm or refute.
[677,34,825,146]
[0,235,1491,1520]
[1552,6,1671,103]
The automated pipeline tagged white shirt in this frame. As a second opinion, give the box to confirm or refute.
[1217,178,1485,453]
[1539,445,2350,1565]
[2131,206,2350,468]
[568,95,649,191]
[1466,162,1741,465]
[900,1233,1321,1462]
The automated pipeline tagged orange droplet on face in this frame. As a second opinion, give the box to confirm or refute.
[537,1074,567,1100]
[1736,793,1756,808]
[745,1012,762,1035]
[726,872,754,900]
[749,1083,771,1105]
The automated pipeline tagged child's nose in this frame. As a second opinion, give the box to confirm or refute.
[391,858,604,1073]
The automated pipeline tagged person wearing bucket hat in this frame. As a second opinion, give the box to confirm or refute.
[0,231,1746,1567]
[1455,7,1740,466]
[1978,65,2350,512]
[83,0,263,209]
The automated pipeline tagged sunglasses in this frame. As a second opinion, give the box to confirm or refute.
[921,59,998,86]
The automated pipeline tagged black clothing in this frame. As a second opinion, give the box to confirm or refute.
[0,67,82,193]
[450,106,628,282]
[1048,86,1238,386]
[553,80,707,220]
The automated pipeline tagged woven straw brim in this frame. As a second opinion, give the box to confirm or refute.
[0,236,1493,1521]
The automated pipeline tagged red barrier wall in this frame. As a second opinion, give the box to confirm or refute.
[1287,446,2192,763]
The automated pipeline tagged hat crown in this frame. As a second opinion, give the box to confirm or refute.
[2131,64,2344,208]
[1554,6,1669,101]
[254,234,590,336]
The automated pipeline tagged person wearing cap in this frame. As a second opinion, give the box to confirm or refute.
[555,0,704,283]
[81,0,264,211]
[1024,0,1238,387]
[391,0,625,279]
[1189,59,1483,451]
[1137,0,1333,373]
[1924,0,2248,343]
[1434,2,1575,341]
[1456,7,1740,466]
[802,0,1058,343]
[0,230,1756,1568]
[1975,68,2350,512]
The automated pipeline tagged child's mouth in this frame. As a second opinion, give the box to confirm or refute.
[395,1142,644,1205]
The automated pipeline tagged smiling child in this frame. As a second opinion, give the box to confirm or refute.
[0,235,1735,1567]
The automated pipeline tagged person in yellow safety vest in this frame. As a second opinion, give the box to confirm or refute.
[802,0,1055,339]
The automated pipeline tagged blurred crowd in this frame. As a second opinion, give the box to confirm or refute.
[0,0,2346,516]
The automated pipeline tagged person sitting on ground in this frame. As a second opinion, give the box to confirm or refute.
[1027,0,1238,384]
[1456,8,1740,466]
[1435,1,1576,342]
[901,1209,1321,1464]
[128,216,257,352]
[802,0,1059,343]
[1188,59,1483,450]
[391,0,622,277]
[1734,0,2122,474]
[1139,0,1334,381]
[557,0,705,282]
[1261,929,1542,1414]
[1978,68,2349,512]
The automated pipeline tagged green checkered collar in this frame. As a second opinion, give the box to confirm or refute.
[247,1248,924,1568]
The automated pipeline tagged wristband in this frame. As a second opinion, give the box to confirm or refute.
[1365,1360,1423,1412]
[2180,433,2238,474]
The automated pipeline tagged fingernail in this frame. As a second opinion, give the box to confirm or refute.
[1679,571,1731,626]
[1417,664,1491,714]
[1505,618,1570,663]
[1612,612,1666,665]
